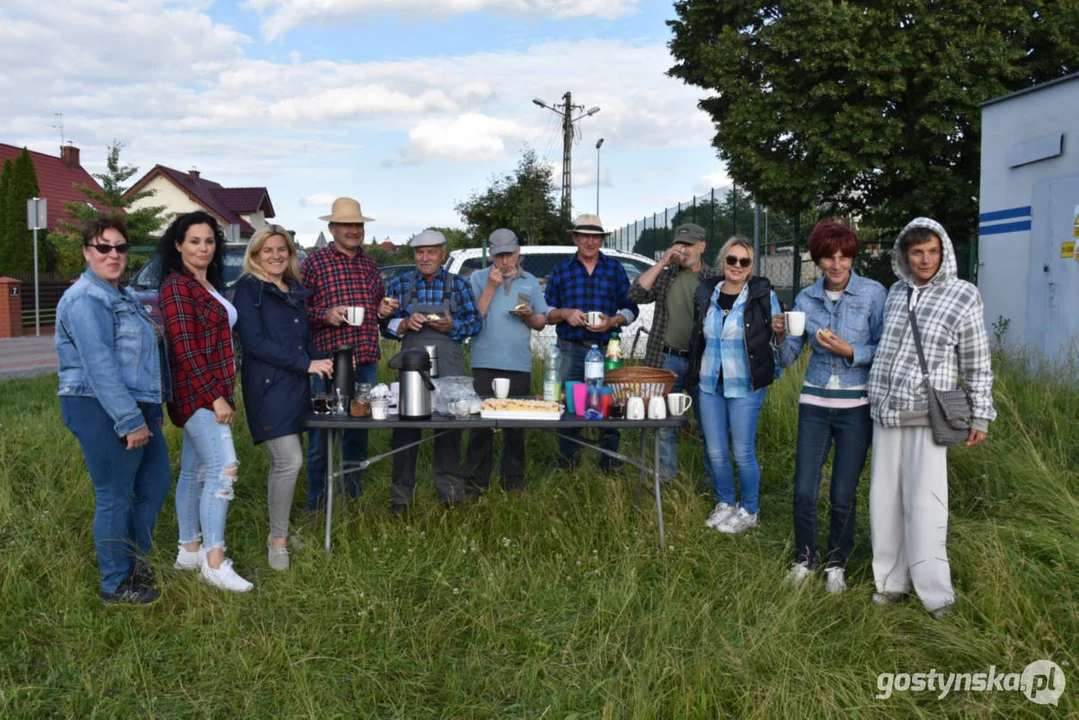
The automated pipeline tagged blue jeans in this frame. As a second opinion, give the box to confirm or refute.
[698,387,766,514]
[61,397,172,593]
[792,403,872,568]
[657,353,700,482]
[175,408,238,549]
[557,340,619,470]
[306,362,378,511]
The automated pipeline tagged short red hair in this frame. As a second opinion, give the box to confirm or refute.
[807,219,859,263]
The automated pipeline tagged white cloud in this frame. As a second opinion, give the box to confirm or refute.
[299,194,337,207]
[246,0,640,40]
[695,171,732,193]
[397,113,538,164]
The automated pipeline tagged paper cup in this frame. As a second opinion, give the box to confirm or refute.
[784,311,806,336]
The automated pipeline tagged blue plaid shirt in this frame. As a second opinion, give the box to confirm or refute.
[382,267,482,342]
[544,251,638,343]
[699,282,782,398]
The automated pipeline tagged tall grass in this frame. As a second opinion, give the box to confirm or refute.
[0,347,1075,717]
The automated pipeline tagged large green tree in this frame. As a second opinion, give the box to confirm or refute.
[0,149,41,275]
[456,148,566,246]
[668,0,1079,243]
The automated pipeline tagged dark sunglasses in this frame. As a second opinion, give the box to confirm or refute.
[725,255,751,268]
[87,243,131,255]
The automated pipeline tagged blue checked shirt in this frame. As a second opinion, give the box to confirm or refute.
[382,267,482,342]
[544,251,638,343]
[699,282,782,398]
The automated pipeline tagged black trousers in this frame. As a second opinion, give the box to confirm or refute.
[390,429,464,506]
[464,367,531,491]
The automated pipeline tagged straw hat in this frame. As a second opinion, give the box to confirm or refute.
[570,213,606,235]
[319,197,375,223]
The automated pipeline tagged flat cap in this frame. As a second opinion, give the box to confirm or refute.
[410,229,446,247]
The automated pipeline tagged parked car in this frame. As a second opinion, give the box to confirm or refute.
[379,264,415,287]
[443,245,656,358]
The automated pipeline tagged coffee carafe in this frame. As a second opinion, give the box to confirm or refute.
[331,346,353,405]
[388,349,435,419]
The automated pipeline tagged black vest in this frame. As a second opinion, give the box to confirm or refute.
[687,276,777,391]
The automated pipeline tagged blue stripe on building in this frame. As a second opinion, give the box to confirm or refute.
[979,220,1032,236]
[979,206,1031,222]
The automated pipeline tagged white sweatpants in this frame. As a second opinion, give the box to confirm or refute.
[869,423,954,611]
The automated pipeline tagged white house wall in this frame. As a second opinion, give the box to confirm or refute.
[129,176,206,235]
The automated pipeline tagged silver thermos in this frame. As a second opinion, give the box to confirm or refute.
[388,349,435,419]
[424,344,439,378]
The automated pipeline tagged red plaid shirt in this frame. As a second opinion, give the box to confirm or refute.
[301,244,385,364]
[161,269,236,428]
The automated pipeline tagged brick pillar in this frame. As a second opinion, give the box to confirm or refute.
[0,277,23,338]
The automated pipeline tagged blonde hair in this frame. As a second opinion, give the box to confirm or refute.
[715,235,754,275]
[244,224,300,284]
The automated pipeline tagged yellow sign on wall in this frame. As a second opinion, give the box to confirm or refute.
[1063,241,1076,258]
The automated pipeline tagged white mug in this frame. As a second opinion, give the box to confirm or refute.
[667,392,693,416]
[784,311,806,336]
[626,397,645,420]
[647,396,667,419]
[492,378,510,399]
[370,399,389,420]
[345,306,365,326]
[586,310,604,326]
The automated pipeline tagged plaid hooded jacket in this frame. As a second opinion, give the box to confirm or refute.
[866,218,995,431]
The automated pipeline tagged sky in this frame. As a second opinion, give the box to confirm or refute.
[0,0,731,246]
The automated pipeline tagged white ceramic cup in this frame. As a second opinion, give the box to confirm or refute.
[647,396,667,419]
[784,311,806,336]
[626,397,645,420]
[586,310,604,326]
[345,306,365,326]
[666,392,693,416]
[492,378,510,399]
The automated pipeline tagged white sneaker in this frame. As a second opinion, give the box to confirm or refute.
[824,567,847,594]
[716,507,758,534]
[174,545,206,570]
[200,558,254,593]
[785,561,812,586]
[704,502,737,529]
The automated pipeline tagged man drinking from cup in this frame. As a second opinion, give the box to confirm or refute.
[302,197,398,518]
[545,214,638,471]
[628,222,717,483]
[463,229,548,496]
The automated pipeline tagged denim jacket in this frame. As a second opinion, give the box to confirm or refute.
[776,271,886,387]
[56,269,169,437]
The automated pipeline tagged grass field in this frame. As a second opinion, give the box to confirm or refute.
[0,346,1076,718]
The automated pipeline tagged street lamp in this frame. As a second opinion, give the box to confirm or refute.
[532,92,601,218]
[595,138,604,214]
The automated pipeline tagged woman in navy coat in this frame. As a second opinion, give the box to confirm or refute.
[233,225,332,570]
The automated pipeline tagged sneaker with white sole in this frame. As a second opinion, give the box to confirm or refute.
[872,590,906,606]
[174,545,206,570]
[704,502,737,529]
[785,561,813,586]
[267,536,290,571]
[824,566,847,594]
[715,507,758,534]
[200,558,254,593]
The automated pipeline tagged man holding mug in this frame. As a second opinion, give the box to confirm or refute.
[545,214,638,471]
[628,222,716,483]
[463,229,548,496]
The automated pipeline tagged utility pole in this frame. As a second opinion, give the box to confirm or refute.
[533,93,600,220]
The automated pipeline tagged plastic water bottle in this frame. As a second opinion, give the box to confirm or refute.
[543,340,561,403]
[584,344,604,419]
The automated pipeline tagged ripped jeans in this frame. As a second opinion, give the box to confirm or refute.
[176,408,239,549]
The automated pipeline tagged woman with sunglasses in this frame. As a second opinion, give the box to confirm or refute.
[56,216,172,605]
[687,237,782,534]
[158,211,252,592]
[772,219,886,593]
[233,225,333,570]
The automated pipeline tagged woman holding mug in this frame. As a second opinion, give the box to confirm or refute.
[158,211,252,592]
[687,236,782,534]
[773,219,886,593]
[233,225,333,570]
[56,216,172,605]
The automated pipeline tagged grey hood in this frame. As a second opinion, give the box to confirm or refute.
[891,217,958,288]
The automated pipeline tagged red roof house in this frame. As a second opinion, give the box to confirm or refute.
[123,165,275,239]
[0,144,116,230]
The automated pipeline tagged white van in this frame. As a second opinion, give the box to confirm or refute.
[444,245,656,358]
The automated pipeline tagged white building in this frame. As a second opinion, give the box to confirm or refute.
[979,73,1079,362]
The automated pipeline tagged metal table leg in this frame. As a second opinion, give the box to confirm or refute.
[324,428,335,555]
[634,430,646,508]
[653,428,666,549]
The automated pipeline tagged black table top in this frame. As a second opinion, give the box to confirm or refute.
[300,412,688,430]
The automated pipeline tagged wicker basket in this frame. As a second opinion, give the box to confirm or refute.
[603,366,677,402]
